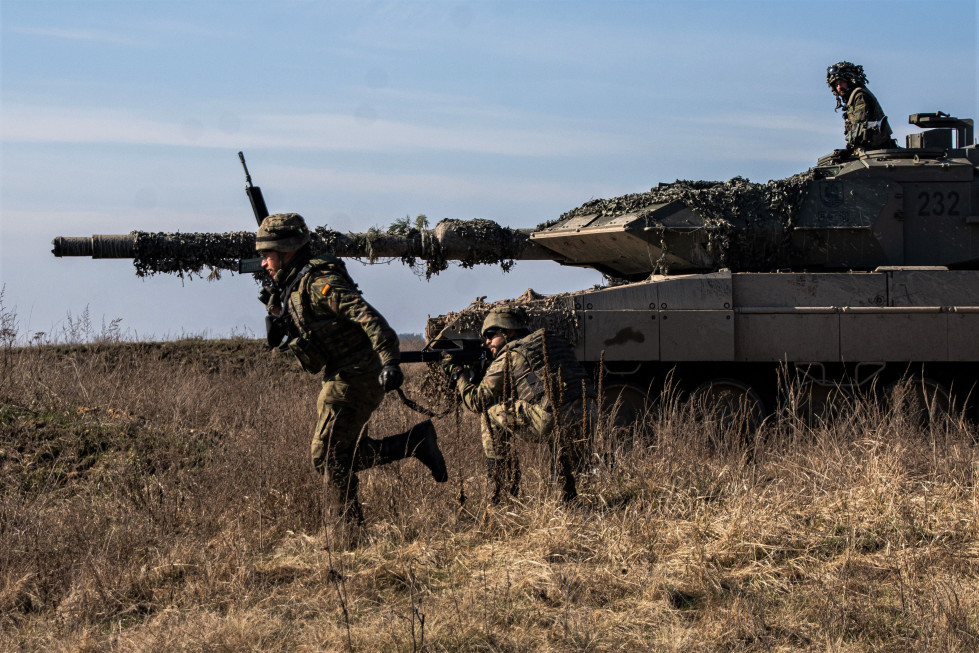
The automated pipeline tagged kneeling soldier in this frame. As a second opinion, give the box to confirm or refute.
[444,306,596,503]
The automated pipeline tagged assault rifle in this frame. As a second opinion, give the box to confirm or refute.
[238,152,270,276]
[395,336,488,416]
[239,151,269,226]
[238,152,292,348]
[400,336,487,366]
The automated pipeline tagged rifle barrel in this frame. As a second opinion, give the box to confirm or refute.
[400,347,485,364]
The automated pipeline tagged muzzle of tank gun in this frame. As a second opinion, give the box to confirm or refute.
[51,235,137,258]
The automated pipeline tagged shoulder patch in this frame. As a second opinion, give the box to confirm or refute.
[320,283,331,296]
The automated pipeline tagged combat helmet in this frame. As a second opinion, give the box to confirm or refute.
[256,213,312,252]
[826,61,867,91]
[481,305,529,338]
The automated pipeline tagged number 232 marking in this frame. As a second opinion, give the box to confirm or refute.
[917,191,960,216]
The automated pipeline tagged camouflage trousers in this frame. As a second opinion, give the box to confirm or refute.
[311,365,385,522]
[481,398,596,501]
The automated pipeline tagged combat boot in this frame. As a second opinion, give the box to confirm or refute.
[379,420,448,482]
[487,456,520,504]
[322,474,365,549]
[557,449,579,503]
[560,468,578,503]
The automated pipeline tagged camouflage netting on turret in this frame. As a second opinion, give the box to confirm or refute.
[427,289,580,344]
[420,289,581,407]
[543,170,815,273]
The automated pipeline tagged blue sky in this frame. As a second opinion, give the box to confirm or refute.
[2,0,977,340]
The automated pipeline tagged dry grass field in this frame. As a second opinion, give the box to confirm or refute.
[1,309,978,651]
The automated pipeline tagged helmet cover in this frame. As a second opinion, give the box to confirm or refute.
[256,213,311,253]
[826,61,867,89]
[481,305,529,337]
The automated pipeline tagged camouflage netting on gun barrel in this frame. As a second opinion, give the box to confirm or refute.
[133,231,257,278]
[422,218,525,277]
[541,170,815,274]
[132,229,382,279]
[130,218,529,279]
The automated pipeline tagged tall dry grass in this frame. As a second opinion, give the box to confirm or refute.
[1,307,977,651]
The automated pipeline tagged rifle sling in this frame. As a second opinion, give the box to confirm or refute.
[395,388,449,418]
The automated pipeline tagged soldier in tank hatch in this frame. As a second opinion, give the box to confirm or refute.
[256,213,447,541]
[442,306,597,504]
[827,61,898,153]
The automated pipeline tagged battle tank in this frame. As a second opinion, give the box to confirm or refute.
[53,112,979,424]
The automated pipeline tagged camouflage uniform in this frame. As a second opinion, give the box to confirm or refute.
[842,86,895,151]
[279,253,396,472]
[451,312,596,502]
[827,61,896,152]
[258,213,447,528]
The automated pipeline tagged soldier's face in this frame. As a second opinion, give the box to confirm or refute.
[485,329,507,357]
[260,250,294,278]
[833,79,849,95]
[260,250,283,276]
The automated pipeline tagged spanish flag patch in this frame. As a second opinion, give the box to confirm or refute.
[320,283,331,296]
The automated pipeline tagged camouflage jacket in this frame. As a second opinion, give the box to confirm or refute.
[279,254,399,375]
[456,328,595,414]
[843,87,894,150]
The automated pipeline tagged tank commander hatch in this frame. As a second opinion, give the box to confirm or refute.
[256,213,447,542]
[442,306,597,504]
[827,61,897,156]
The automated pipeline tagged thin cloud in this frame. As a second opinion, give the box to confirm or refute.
[1,103,634,158]
[11,26,146,47]
[247,111,628,157]
[704,113,840,136]
[263,164,584,208]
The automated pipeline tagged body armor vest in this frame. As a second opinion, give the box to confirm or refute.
[284,255,378,375]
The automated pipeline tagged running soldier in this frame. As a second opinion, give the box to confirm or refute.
[257,213,447,540]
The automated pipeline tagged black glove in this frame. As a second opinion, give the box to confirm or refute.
[440,353,471,383]
[379,363,404,391]
[440,353,461,378]
[258,286,274,306]
[832,146,855,162]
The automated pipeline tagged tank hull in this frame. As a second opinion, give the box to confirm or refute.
[432,267,979,422]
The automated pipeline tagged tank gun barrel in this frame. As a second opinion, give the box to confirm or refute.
[52,235,138,258]
[51,219,556,277]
